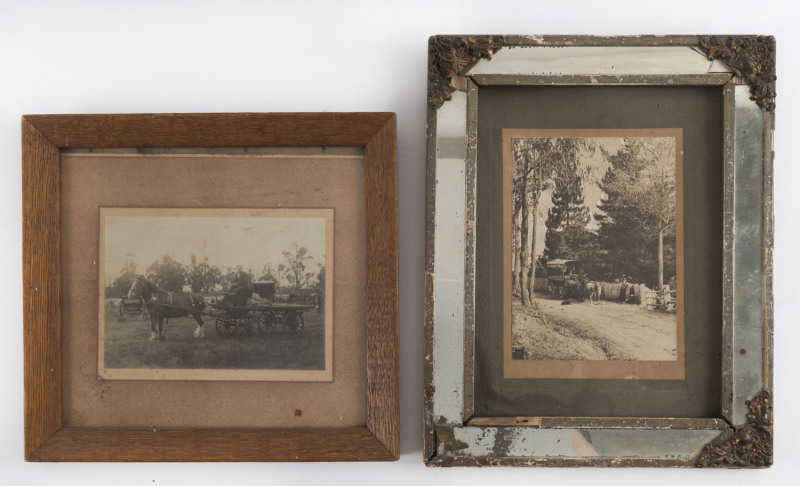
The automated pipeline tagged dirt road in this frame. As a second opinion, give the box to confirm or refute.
[512,293,677,361]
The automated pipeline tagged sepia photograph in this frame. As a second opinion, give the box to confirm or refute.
[98,208,333,381]
[502,129,684,379]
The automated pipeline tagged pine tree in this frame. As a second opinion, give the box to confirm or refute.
[542,159,592,262]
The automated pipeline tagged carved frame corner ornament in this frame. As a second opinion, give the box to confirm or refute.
[696,390,773,468]
[699,35,777,111]
[428,36,503,110]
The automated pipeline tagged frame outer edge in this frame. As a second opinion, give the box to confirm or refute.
[30,427,396,462]
[22,113,389,148]
[763,41,776,392]
[364,114,400,460]
[429,455,698,467]
[423,105,438,463]
[22,116,63,459]
[761,34,775,389]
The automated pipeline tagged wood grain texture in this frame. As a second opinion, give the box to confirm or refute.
[24,113,393,148]
[22,118,62,459]
[364,114,400,459]
[22,113,399,462]
[29,427,395,462]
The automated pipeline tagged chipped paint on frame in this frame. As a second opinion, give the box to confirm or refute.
[442,427,721,459]
[731,86,766,424]
[431,90,467,424]
[468,46,723,76]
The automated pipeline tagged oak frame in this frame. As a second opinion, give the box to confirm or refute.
[424,35,774,467]
[23,112,399,461]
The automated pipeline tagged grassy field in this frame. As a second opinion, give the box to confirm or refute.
[103,306,326,371]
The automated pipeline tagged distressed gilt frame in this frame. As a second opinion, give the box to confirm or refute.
[23,113,399,461]
[424,36,774,467]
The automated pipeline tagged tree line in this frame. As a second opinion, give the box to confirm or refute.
[106,244,324,298]
[512,137,677,306]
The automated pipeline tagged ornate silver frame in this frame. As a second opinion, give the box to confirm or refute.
[424,35,774,467]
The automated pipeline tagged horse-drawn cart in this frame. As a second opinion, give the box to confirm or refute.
[545,259,584,300]
[117,297,148,321]
[210,281,315,337]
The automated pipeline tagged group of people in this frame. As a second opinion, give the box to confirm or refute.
[557,271,677,307]
[618,275,678,309]
[561,273,635,304]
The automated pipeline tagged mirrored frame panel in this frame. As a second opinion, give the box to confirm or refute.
[424,35,774,467]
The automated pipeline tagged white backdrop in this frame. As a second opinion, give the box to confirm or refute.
[2,0,797,484]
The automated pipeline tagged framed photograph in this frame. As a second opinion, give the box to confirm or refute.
[98,207,334,382]
[23,112,399,461]
[424,36,774,467]
[502,128,685,381]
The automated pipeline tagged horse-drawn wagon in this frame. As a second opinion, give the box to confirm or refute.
[117,297,148,321]
[545,259,585,300]
[126,276,316,340]
[210,281,315,337]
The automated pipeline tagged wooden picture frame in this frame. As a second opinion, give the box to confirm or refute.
[23,112,399,461]
[424,36,774,467]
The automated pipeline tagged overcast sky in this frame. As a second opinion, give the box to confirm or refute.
[103,213,328,284]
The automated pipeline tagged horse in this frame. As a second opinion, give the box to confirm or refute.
[127,277,206,340]
[585,281,603,304]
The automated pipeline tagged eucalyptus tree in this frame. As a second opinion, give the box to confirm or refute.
[511,137,585,305]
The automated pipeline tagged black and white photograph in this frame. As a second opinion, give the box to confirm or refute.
[98,208,333,381]
[503,129,684,379]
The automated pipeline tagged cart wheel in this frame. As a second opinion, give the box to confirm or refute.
[257,311,276,333]
[242,315,257,337]
[288,313,304,336]
[215,316,236,336]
